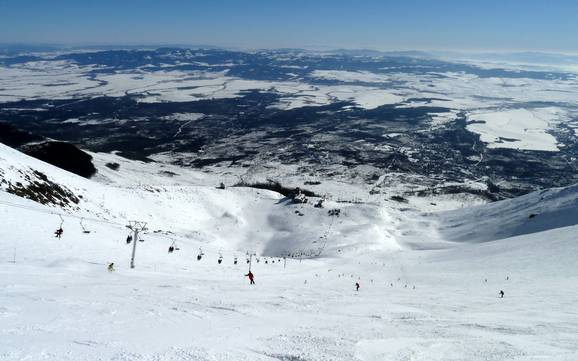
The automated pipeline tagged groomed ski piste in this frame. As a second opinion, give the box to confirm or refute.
[1,142,577,361]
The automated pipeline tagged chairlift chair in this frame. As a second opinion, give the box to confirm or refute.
[53,214,65,238]
[80,217,91,234]
[168,240,178,253]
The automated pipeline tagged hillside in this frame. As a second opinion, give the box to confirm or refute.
[1,144,577,360]
[430,184,578,244]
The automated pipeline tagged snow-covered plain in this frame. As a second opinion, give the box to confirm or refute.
[3,57,578,151]
[0,61,405,110]
[466,108,566,152]
[1,144,578,360]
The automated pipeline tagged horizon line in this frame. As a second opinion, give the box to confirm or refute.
[2,42,578,57]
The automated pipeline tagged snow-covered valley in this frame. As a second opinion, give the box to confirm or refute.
[4,48,578,200]
[1,142,577,360]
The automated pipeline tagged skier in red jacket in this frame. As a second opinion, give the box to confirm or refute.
[245,271,255,285]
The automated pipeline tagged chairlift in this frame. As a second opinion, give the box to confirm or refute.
[54,214,64,239]
[168,240,179,253]
[80,217,91,234]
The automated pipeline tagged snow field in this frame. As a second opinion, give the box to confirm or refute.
[2,190,577,360]
[1,144,578,360]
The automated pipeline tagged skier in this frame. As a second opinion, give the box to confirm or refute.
[168,246,174,253]
[499,290,504,298]
[245,271,255,285]
[355,282,360,291]
[107,262,115,272]
[126,235,132,244]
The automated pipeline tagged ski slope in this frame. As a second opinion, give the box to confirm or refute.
[1,144,577,360]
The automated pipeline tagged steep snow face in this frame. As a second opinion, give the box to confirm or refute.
[1,144,578,360]
[424,183,578,244]
[393,180,578,251]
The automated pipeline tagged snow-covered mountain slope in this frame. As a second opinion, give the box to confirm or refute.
[1,144,577,360]
[425,183,578,244]
[0,142,397,257]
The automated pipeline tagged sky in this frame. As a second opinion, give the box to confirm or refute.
[1,0,577,53]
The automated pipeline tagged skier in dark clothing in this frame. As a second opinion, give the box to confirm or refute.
[355,282,360,291]
[499,290,504,298]
[54,228,63,239]
[245,271,255,285]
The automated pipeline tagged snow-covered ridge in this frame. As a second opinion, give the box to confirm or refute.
[430,181,578,244]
